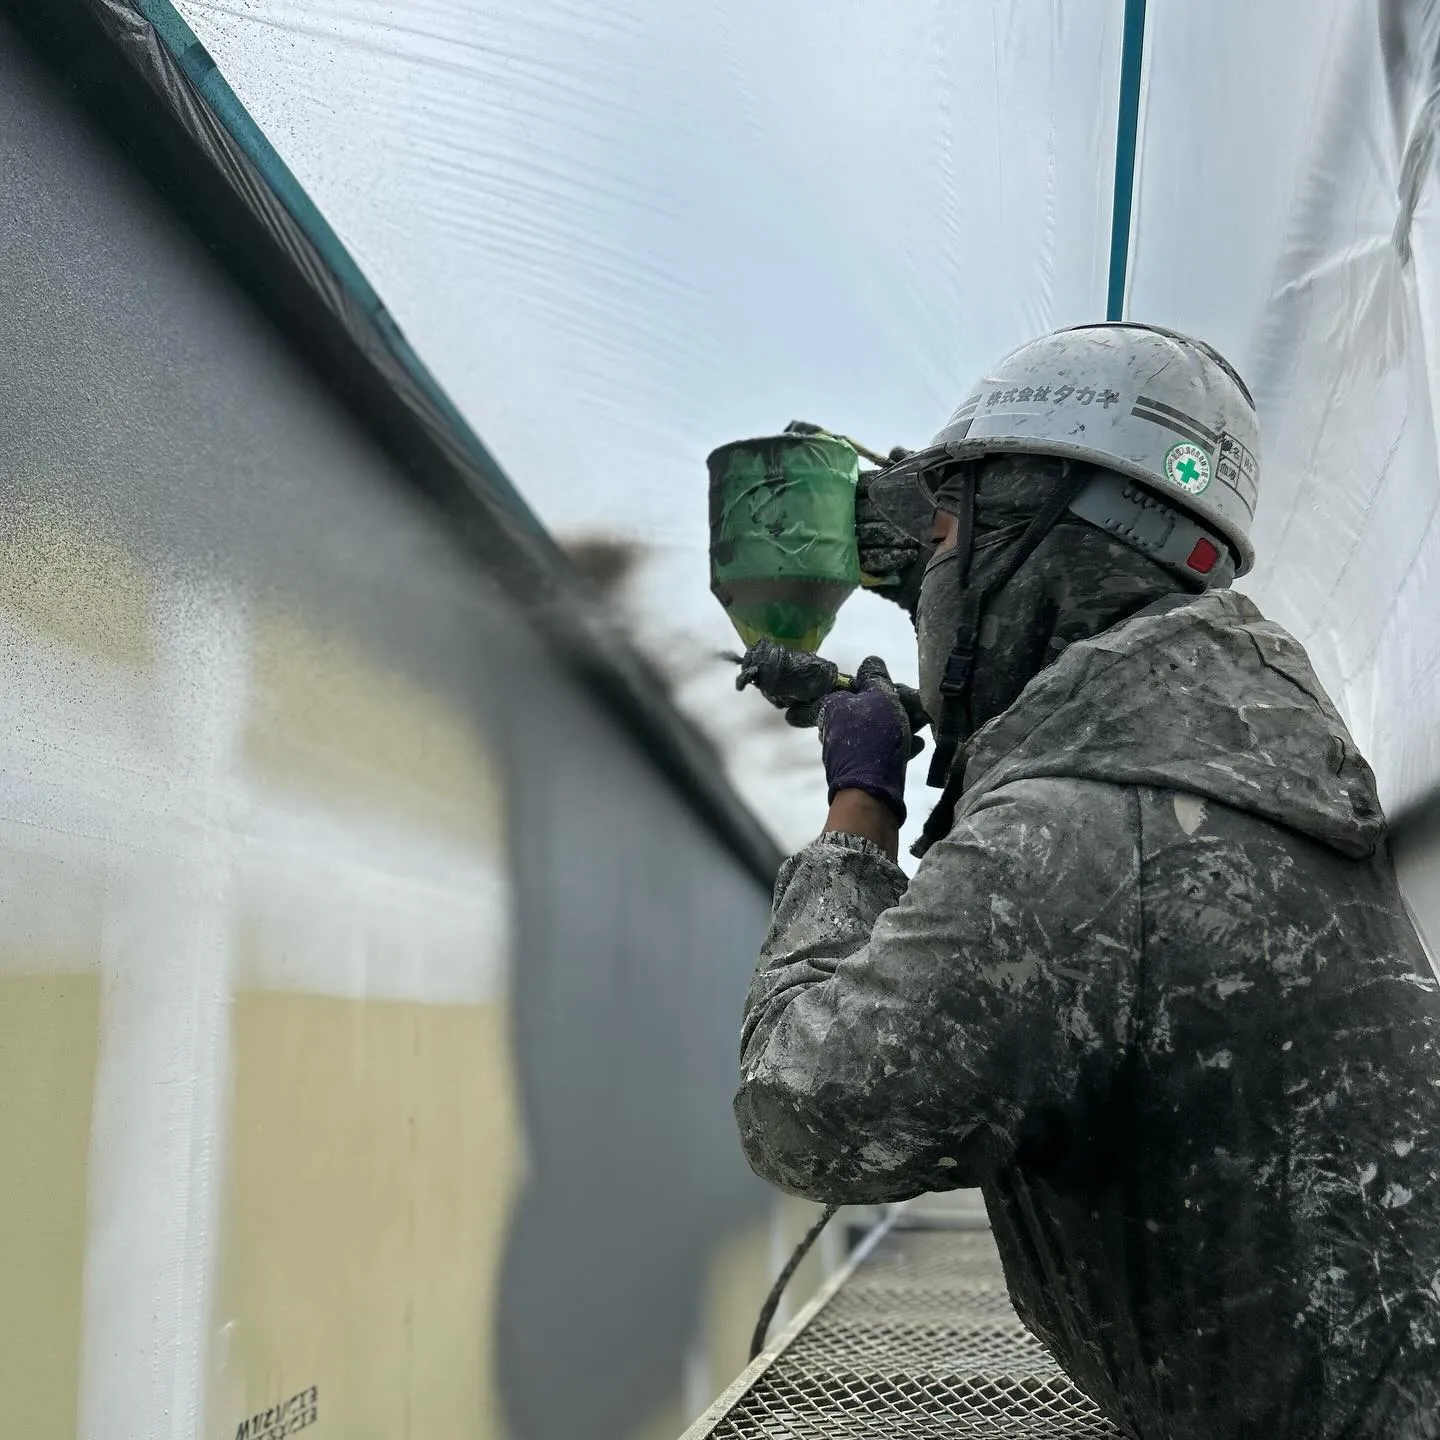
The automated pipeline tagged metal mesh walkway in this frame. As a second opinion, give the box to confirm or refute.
[684,1220,1125,1439]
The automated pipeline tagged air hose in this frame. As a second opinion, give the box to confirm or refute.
[747,1203,841,1361]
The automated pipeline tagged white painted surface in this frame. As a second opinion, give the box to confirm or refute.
[71,581,245,1440]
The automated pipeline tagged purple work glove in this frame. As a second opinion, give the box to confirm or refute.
[818,656,923,823]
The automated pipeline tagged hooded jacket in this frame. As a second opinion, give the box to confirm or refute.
[736,589,1440,1439]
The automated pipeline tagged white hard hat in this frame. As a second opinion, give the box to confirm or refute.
[926,322,1260,574]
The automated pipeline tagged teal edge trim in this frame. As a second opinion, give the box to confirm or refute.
[1106,0,1147,322]
[132,0,544,534]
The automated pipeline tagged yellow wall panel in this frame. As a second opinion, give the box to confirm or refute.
[211,991,520,1440]
[0,973,100,1440]
[699,1216,776,1396]
[243,610,501,854]
[698,1198,833,1405]
[622,1200,841,1440]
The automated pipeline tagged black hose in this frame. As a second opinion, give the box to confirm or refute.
[748,1203,841,1361]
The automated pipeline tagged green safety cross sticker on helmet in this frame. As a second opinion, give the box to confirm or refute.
[1165,441,1212,496]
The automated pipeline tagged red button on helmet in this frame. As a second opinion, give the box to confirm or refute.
[1186,537,1220,575]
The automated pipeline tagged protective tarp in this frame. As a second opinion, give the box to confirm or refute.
[165,1,1440,912]
[1131,0,1440,829]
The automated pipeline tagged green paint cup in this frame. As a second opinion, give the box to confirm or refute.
[708,433,861,653]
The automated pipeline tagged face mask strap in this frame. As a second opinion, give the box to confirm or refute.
[915,459,1092,857]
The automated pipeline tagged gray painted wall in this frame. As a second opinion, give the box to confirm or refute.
[1,27,774,1439]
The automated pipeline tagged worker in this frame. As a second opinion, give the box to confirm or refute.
[735,323,1440,1438]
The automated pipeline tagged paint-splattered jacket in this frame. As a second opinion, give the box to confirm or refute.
[736,589,1440,1439]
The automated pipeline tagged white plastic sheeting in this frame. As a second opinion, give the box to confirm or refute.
[176,0,1440,898]
[1133,0,1440,829]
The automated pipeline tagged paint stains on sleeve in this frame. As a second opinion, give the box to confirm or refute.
[1172,793,1208,836]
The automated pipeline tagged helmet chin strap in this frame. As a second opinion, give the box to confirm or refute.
[913,459,1093,859]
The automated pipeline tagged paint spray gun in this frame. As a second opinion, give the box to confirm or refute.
[707,422,927,737]
[721,637,929,732]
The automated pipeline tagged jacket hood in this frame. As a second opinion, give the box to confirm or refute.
[959,589,1385,859]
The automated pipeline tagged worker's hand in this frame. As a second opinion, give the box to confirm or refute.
[734,638,930,737]
[818,656,924,823]
[855,468,925,621]
[734,638,839,729]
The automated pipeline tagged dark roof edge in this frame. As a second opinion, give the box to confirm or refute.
[5,0,785,886]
